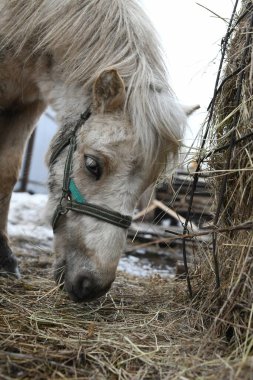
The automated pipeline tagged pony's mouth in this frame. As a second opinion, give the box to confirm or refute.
[54,259,66,290]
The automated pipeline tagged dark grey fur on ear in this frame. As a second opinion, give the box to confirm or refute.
[93,69,126,113]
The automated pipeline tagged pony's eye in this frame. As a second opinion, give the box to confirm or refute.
[84,155,102,180]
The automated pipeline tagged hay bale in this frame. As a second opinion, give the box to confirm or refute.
[192,0,253,355]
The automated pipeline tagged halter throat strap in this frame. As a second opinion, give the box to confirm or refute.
[50,110,132,231]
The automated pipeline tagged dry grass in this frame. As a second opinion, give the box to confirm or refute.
[1,2,253,379]
[0,240,251,380]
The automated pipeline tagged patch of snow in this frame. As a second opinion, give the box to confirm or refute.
[8,192,53,243]
[118,255,174,278]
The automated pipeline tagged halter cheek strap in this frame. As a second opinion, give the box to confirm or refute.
[50,110,132,231]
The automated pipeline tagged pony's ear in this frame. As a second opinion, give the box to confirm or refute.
[182,104,200,116]
[93,69,126,113]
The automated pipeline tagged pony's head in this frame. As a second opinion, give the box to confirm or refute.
[46,69,185,302]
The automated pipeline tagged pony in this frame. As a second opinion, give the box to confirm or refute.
[0,0,187,302]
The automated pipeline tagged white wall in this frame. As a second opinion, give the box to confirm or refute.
[140,0,238,146]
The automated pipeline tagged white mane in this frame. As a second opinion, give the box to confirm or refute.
[0,0,186,169]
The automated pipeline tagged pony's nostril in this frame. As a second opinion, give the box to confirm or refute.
[76,275,92,298]
[70,273,95,302]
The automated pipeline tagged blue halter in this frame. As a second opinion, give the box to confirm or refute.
[69,179,85,204]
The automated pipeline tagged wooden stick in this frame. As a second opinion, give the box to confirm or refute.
[132,203,157,221]
[152,199,199,232]
[129,221,253,251]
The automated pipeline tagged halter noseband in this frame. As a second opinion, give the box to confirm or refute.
[50,110,132,231]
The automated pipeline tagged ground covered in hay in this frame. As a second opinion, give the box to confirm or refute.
[0,243,250,380]
[0,194,251,379]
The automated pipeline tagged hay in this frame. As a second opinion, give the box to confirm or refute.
[0,238,251,380]
[1,2,253,379]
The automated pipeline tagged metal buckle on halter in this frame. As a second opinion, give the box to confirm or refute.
[58,192,71,215]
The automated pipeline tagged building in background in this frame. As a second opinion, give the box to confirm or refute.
[16,109,57,194]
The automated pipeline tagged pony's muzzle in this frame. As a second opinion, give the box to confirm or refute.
[55,265,113,302]
[67,272,113,302]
